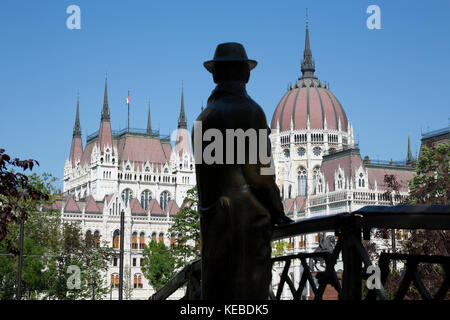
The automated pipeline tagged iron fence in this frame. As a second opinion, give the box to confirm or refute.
[150,204,450,300]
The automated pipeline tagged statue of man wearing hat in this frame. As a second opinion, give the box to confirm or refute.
[192,42,292,300]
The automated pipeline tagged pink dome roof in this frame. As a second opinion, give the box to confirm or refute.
[271,23,348,133]
[271,78,348,132]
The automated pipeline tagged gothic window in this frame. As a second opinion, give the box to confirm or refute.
[140,190,152,211]
[337,173,343,189]
[329,148,336,154]
[93,230,100,248]
[312,166,321,194]
[284,149,290,158]
[111,274,119,288]
[145,167,150,172]
[170,234,175,250]
[164,167,169,173]
[358,173,365,188]
[158,232,164,243]
[288,185,292,199]
[151,232,157,243]
[126,165,131,171]
[139,232,146,249]
[160,191,171,211]
[133,274,143,289]
[297,147,305,157]
[85,230,93,246]
[132,232,138,249]
[121,188,133,207]
[317,178,323,193]
[297,166,307,196]
[113,229,120,249]
[313,147,321,156]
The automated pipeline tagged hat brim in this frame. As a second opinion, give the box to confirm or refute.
[203,58,257,73]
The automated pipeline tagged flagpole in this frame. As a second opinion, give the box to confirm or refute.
[127,90,130,132]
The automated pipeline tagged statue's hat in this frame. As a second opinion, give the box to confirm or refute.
[203,42,257,73]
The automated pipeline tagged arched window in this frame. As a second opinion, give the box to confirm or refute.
[93,230,100,248]
[121,188,133,207]
[111,273,119,289]
[140,190,152,211]
[170,234,175,250]
[284,149,290,158]
[134,274,143,289]
[160,191,171,211]
[113,229,120,249]
[158,232,164,243]
[145,166,150,172]
[297,166,307,196]
[312,166,321,194]
[139,232,146,249]
[132,232,138,249]
[151,232,157,243]
[288,185,292,199]
[358,173,365,188]
[85,230,93,247]
[337,173,343,190]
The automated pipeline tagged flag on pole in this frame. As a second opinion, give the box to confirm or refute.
[126,94,130,105]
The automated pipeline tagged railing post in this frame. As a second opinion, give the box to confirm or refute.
[340,214,362,300]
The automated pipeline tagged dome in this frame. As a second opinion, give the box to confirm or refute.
[270,23,348,133]
[271,78,348,132]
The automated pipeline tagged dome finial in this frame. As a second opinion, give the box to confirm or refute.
[301,9,316,79]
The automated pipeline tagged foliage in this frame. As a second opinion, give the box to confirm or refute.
[0,149,51,249]
[168,186,201,268]
[141,241,175,292]
[365,143,450,300]
[0,170,113,300]
[407,143,449,204]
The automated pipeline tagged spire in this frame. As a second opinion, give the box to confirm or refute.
[406,135,414,164]
[101,77,110,121]
[301,9,316,79]
[147,101,152,134]
[178,84,187,129]
[73,94,81,137]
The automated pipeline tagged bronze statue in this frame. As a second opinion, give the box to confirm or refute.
[192,42,292,300]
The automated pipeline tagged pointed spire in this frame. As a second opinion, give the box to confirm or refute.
[406,135,414,164]
[73,94,81,137]
[301,8,316,79]
[101,77,110,121]
[178,84,187,129]
[147,101,152,134]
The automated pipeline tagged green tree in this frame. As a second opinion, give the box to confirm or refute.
[0,149,51,248]
[407,143,449,204]
[141,241,175,291]
[364,144,450,299]
[168,187,200,268]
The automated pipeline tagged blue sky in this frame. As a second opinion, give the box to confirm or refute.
[1,0,449,190]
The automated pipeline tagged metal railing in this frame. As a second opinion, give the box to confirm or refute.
[150,204,450,300]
